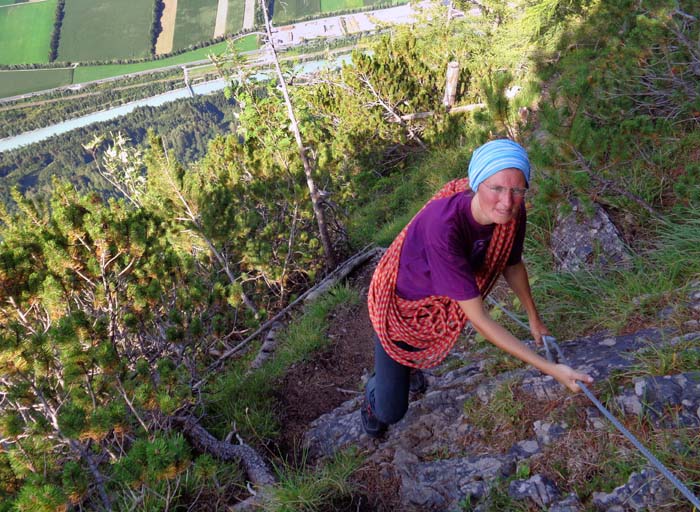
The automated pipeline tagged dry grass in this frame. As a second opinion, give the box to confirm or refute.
[155,0,178,55]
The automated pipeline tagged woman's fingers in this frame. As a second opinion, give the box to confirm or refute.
[552,364,593,392]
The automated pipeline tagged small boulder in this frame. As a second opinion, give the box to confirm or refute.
[508,474,560,508]
[551,199,632,272]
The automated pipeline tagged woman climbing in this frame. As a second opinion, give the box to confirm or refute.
[362,138,593,438]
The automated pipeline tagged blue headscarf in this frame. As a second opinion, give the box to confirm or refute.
[467,139,530,192]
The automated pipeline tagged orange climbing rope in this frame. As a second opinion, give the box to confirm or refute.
[367,177,518,369]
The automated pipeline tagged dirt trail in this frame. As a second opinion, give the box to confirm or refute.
[276,257,376,458]
[213,0,228,38]
[156,0,178,55]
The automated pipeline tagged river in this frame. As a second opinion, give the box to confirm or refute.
[0,54,353,153]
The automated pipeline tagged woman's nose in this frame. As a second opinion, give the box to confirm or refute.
[500,190,514,206]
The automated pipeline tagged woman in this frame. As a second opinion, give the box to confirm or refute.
[363,139,593,438]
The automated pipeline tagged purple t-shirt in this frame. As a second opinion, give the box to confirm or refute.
[396,191,526,301]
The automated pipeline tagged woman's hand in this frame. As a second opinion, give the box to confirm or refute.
[549,364,594,392]
[529,316,550,346]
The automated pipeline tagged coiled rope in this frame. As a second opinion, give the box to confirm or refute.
[488,297,700,510]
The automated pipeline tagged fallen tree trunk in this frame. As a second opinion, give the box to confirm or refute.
[389,103,486,122]
[173,414,275,486]
[248,320,285,371]
[303,245,383,302]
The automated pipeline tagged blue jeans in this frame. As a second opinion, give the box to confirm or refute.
[365,334,413,424]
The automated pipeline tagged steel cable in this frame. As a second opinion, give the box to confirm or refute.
[486,297,700,509]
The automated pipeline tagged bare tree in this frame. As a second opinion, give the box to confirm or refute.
[259,0,338,269]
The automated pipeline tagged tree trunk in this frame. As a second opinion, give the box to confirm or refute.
[443,61,460,107]
[260,0,338,269]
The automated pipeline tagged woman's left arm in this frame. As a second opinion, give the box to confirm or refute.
[502,261,549,344]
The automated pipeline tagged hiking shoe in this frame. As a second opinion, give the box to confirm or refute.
[361,395,387,439]
[409,369,428,394]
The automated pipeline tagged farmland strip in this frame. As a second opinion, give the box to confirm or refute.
[156,0,178,54]
[242,0,254,30]
[213,0,227,37]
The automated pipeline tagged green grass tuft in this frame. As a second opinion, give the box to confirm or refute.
[266,448,362,511]
[525,207,700,338]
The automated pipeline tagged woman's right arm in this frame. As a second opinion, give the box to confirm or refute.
[458,296,593,392]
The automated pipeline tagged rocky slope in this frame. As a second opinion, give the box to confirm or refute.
[303,282,700,511]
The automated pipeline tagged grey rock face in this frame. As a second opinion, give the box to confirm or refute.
[551,199,632,272]
[508,474,560,507]
[549,493,584,512]
[508,439,540,459]
[630,372,700,427]
[532,420,568,446]
[303,328,700,510]
[396,449,515,511]
[592,468,675,511]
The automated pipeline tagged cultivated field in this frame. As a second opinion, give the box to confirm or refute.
[0,0,56,65]
[156,0,179,55]
[0,68,74,98]
[320,0,362,12]
[272,0,321,24]
[226,0,247,33]
[71,35,256,83]
[271,0,403,24]
[58,0,153,61]
[0,35,258,99]
[172,0,219,50]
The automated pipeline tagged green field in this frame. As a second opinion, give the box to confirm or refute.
[58,0,153,61]
[320,0,362,11]
[225,0,246,35]
[73,35,257,83]
[0,0,56,65]
[0,35,257,98]
[172,0,218,50]
[272,0,321,24]
[0,67,73,98]
[272,0,405,24]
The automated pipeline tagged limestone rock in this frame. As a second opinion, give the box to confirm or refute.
[508,474,560,508]
[592,468,675,511]
[632,372,700,427]
[549,493,584,512]
[533,420,568,446]
[551,199,632,272]
[398,452,515,511]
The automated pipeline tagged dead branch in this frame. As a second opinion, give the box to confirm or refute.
[358,73,427,149]
[260,0,338,269]
[247,321,285,372]
[389,102,486,122]
[172,414,275,487]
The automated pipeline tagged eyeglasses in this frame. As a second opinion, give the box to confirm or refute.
[483,185,528,198]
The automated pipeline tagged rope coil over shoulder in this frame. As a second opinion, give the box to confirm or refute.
[368,177,518,369]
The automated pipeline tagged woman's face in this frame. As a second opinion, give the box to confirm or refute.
[472,168,527,225]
